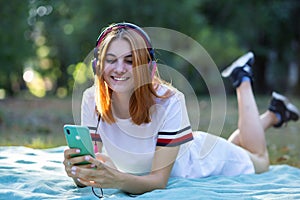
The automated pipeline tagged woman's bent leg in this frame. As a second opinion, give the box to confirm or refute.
[228,111,277,146]
[222,52,270,173]
[234,82,270,173]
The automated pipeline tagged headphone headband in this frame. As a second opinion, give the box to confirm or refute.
[96,23,151,45]
[92,22,156,76]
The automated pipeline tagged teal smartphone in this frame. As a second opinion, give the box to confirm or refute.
[63,124,95,165]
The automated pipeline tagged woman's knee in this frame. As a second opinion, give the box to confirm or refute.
[248,151,270,174]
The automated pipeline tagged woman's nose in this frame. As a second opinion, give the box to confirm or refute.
[114,60,126,73]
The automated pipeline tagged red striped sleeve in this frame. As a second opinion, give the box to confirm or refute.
[88,126,102,142]
[90,133,102,142]
[156,126,193,147]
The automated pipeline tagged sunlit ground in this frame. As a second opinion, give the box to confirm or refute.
[0,94,299,167]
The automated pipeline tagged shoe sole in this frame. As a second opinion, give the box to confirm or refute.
[272,92,300,119]
[221,52,254,77]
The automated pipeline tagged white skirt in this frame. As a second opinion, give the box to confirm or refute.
[171,131,255,178]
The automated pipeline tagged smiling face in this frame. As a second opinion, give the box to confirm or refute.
[103,38,134,94]
[95,26,158,124]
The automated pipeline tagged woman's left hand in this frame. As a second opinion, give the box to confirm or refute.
[71,155,123,189]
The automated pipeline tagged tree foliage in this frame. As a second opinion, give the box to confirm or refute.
[199,0,300,93]
[0,0,299,98]
[0,1,34,95]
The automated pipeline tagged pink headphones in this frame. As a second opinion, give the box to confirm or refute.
[92,22,157,78]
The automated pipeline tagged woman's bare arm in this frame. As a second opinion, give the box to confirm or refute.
[73,146,179,194]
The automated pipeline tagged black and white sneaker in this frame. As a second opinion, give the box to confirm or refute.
[268,92,300,128]
[221,52,255,88]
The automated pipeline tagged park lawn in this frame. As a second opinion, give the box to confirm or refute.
[0,95,299,168]
[0,97,73,148]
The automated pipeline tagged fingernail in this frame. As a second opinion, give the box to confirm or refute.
[77,178,81,182]
[71,166,77,171]
[90,164,96,168]
[76,149,80,153]
[71,171,76,175]
[85,156,90,161]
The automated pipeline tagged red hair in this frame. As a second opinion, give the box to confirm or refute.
[95,27,171,125]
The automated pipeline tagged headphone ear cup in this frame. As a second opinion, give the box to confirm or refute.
[149,49,155,61]
[150,61,157,79]
[92,58,97,75]
[92,48,99,75]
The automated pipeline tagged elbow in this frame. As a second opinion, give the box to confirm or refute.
[159,185,167,190]
[156,180,168,190]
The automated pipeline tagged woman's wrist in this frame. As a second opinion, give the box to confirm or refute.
[114,170,127,190]
[115,172,161,194]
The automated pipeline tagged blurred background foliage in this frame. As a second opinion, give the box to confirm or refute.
[1,0,300,98]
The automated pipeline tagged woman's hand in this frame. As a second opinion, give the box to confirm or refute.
[63,148,96,187]
[71,155,123,189]
[95,153,117,169]
[64,147,179,194]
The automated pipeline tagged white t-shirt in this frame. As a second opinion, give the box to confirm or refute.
[81,85,254,178]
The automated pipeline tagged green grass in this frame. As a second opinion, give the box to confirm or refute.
[0,97,74,148]
[0,94,299,168]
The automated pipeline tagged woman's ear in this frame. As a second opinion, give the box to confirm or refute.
[151,61,157,79]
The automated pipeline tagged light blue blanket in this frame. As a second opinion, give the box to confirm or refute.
[0,146,299,199]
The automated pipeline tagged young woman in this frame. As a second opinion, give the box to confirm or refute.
[63,22,299,195]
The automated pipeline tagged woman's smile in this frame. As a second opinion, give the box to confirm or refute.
[103,38,134,93]
[111,76,130,81]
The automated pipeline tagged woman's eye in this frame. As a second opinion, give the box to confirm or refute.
[106,59,115,64]
[125,59,132,64]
